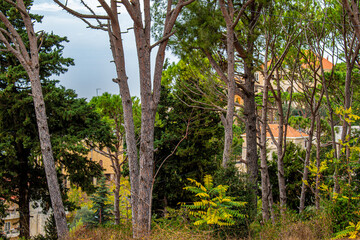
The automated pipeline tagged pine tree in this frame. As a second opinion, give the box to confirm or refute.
[90,177,113,225]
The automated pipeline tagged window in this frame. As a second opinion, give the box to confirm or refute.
[4,222,10,232]
[255,72,259,82]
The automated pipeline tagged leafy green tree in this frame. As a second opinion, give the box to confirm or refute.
[152,61,224,214]
[0,1,75,236]
[269,142,309,211]
[0,81,111,237]
[89,93,141,225]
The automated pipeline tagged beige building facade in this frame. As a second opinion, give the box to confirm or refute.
[1,200,50,239]
[237,124,309,171]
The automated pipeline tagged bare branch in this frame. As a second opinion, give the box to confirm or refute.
[53,0,110,20]
[150,31,176,50]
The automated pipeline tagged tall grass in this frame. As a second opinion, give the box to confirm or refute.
[250,209,333,240]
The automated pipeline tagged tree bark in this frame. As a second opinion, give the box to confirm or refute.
[29,72,68,239]
[342,0,360,41]
[315,114,321,210]
[219,0,236,168]
[259,72,271,221]
[299,114,315,213]
[243,63,258,214]
[0,2,69,237]
[16,142,30,239]
[108,24,139,235]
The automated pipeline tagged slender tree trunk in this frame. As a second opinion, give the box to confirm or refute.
[29,72,68,239]
[299,114,315,213]
[342,0,360,40]
[259,75,270,221]
[108,27,139,235]
[340,64,353,160]
[17,143,30,239]
[322,75,339,192]
[0,2,69,237]
[114,165,121,225]
[276,101,286,214]
[219,3,235,168]
[315,114,321,210]
[243,64,258,216]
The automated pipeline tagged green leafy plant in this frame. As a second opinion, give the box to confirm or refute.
[182,174,246,226]
[333,220,360,239]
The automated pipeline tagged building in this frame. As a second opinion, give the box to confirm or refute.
[1,199,50,239]
[237,124,309,171]
[234,54,334,107]
[2,146,120,239]
[88,148,117,181]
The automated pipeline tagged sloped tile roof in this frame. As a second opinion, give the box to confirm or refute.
[267,124,309,138]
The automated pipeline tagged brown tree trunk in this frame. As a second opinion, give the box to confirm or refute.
[219,0,236,168]
[259,74,271,221]
[342,0,360,40]
[299,115,315,213]
[17,143,30,239]
[275,95,286,214]
[0,2,69,238]
[244,64,258,215]
[29,72,68,239]
[54,0,195,237]
[113,162,121,225]
[315,114,321,210]
[108,25,139,235]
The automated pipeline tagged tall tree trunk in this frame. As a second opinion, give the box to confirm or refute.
[0,1,69,237]
[299,114,315,213]
[259,74,271,221]
[243,64,258,216]
[276,98,286,213]
[315,114,321,210]
[16,143,30,239]
[219,2,236,168]
[108,26,139,235]
[113,160,121,225]
[29,72,68,239]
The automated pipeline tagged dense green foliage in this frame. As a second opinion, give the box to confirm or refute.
[152,60,224,214]
[90,177,113,225]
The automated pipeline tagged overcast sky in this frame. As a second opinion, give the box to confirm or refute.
[32,1,143,100]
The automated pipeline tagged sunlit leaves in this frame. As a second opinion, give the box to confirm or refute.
[182,174,246,226]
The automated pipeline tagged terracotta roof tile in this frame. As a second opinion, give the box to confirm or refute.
[241,124,309,138]
[267,124,309,138]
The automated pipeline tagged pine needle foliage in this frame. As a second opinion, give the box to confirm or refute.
[182,174,246,226]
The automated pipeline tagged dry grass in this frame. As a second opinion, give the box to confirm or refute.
[68,224,213,240]
[68,210,334,240]
[251,210,333,240]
